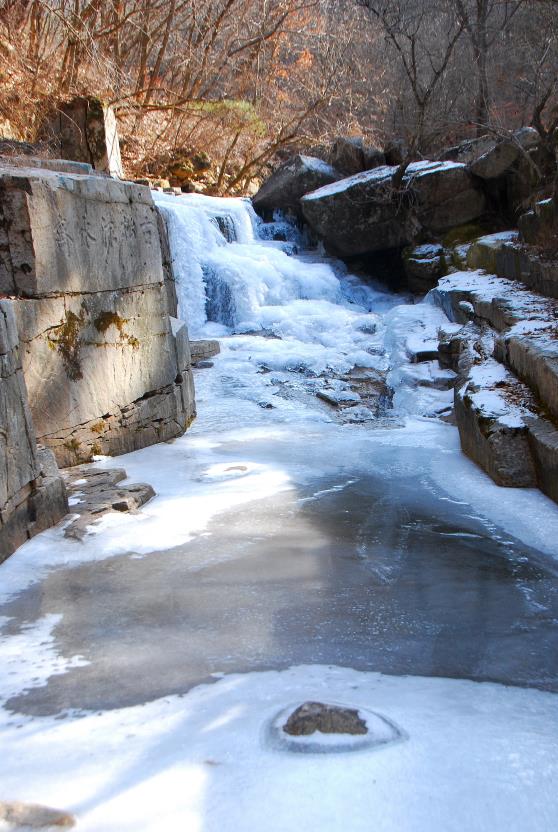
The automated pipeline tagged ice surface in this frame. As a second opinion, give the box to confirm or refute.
[2,194,558,831]
[0,664,557,832]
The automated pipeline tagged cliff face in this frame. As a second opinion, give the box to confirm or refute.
[0,164,195,469]
[0,300,68,562]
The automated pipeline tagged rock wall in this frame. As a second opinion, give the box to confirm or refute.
[0,163,195,469]
[0,300,67,562]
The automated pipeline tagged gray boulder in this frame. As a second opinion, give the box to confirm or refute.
[301,161,486,258]
[441,135,496,165]
[329,136,385,176]
[469,127,540,180]
[403,243,446,294]
[252,154,340,216]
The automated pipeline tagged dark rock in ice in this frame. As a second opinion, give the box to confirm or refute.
[283,701,368,736]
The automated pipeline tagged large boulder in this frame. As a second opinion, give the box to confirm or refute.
[301,160,486,258]
[329,136,385,176]
[441,135,496,165]
[469,128,539,181]
[40,96,123,178]
[252,154,340,216]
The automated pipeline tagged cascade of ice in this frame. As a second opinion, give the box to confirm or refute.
[154,191,454,419]
[153,192,400,374]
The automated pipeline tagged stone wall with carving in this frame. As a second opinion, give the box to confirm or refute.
[0,163,195,469]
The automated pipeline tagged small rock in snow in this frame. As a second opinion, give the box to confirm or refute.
[283,701,368,736]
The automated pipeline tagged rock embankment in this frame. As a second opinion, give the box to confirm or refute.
[0,157,197,560]
[432,259,558,503]
[0,161,195,469]
[252,128,551,292]
[0,300,67,562]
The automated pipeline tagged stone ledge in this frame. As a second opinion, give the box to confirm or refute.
[190,339,220,363]
[63,465,155,540]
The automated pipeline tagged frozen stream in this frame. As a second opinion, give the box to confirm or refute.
[1,194,558,830]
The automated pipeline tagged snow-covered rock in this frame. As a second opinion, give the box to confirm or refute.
[301,161,486,259]
[252,155,340,217]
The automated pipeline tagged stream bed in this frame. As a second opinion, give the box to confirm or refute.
[1,194,558,831]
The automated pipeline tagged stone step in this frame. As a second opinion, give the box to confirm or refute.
[454,357,558,502]
[190,339,221,364]
[432,271,558,420]
[432,270,558,332]
[496,242,558,300]
[432,270,558,503]
[495,332,558,422]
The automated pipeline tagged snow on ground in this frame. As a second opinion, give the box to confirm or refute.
[0,663,557,832]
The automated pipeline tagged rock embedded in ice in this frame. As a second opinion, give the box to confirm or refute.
[0,800,75,828]
[268,700,405,754]
[317,389,361,407]
[283,701,367,736]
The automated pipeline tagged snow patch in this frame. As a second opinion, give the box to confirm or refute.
[0,665,557,831]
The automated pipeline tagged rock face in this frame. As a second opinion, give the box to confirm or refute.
[403,243,447,294]
[0,300,68,562]
[329,136,385,176]
[283,702,368,736]
[40,96,123,178]
[301,161,486,258]
[0,164,195,468]
[252,155,340,217]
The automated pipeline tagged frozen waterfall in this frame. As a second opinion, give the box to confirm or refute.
[154,191,454,419]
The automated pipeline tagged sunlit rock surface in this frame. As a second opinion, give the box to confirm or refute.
[0,163,195,467]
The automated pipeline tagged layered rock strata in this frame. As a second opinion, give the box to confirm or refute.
[63,465,155,540]
[0,163,195,469]
[0,300,67,562]
[432,270,558,501]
